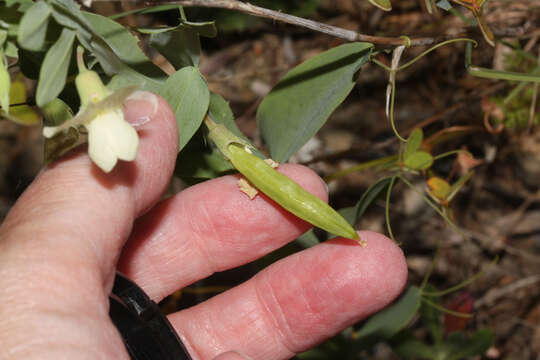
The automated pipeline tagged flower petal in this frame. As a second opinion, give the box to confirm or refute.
[106,109,139,162]
[86,113,118,172]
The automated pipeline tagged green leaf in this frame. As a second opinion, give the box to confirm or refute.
[444,329,494,360]
[404,128,423,160]
[208,92,245,139]
[427,177,451,201]
[355,286,421,349]
[420,288,443,346]
[257,42,373,162]
[404,151,433,170]
[5,0,34,11]
[36,27,75,107]
[17,1,51,51]
[5,75,40,125]
[175,92,256,181]
[295,230,320,248]
[0,29,7,48]
[150,26,201,69]
[0,2,24,37]
[83,12,165,82]
[367,0,392,11]
[175,130,233,181]
[354,177,393,221]
[5,41,18,58]
[41,97,74,127]
[160,66,210,151]
[391,332,437,359]
[50,1,164,92]
[175,92,248,181]
[49,0,120,75]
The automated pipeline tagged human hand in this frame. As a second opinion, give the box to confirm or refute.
[0,94,407,360]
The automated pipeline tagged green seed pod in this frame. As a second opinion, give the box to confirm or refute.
[227,143,359,241]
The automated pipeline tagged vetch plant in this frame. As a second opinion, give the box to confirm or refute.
[1,0,537,358]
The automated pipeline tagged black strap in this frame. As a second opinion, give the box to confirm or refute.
[109,272,193,360]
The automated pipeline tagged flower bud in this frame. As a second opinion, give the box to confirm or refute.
[75,69,109,107]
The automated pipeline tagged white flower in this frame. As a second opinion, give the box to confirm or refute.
[43,86,139,173]
[85,107,138,172]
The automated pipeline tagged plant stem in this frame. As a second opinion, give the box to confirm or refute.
[385,176,398,243]
[324,155,398,182]
[144,0,457,47]
[422,256,499,297]
[421,297,473,318]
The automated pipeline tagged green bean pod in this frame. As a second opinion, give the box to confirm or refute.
[228,143,359,241]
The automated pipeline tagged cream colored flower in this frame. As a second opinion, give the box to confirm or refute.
[85,106,138,172]
[43,86,139,172]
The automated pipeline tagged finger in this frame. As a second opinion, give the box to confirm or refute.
[0,92,178,290]
[118,164,328,301]
[170,231,407,360]
[213,351,253,360]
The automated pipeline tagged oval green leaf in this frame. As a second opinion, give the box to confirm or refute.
[83,12,166,81]
[404,128,423,161]
[208,92,245,139]
[36,27,75,107]
[159,66,210,151]
[404,151,433,170]
[17,0,51,51]
[150,26,201,69]
[257,42,373,162]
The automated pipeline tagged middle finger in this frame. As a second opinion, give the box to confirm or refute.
[118,163,328,301]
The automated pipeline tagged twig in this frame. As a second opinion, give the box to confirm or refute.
[475,274,540,308]
[143,0,450,47]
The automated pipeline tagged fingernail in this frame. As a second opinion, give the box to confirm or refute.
[124,90,159,127]
[212,351,253,360]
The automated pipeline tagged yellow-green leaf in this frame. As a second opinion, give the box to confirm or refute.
[367,0,392,11]
[404,151,433,170]
[1,74,39,126]
[427,177,451,200]
[404,128,423,161]
[0,54,9,113]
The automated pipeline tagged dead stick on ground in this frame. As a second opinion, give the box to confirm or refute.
[143,0,458,47]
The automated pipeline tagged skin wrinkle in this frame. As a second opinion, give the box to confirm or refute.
[219,287,283,359]
[185,308,222,360]
[254,268,297,358]
[2,304,126,360]
[190,193,223,275]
